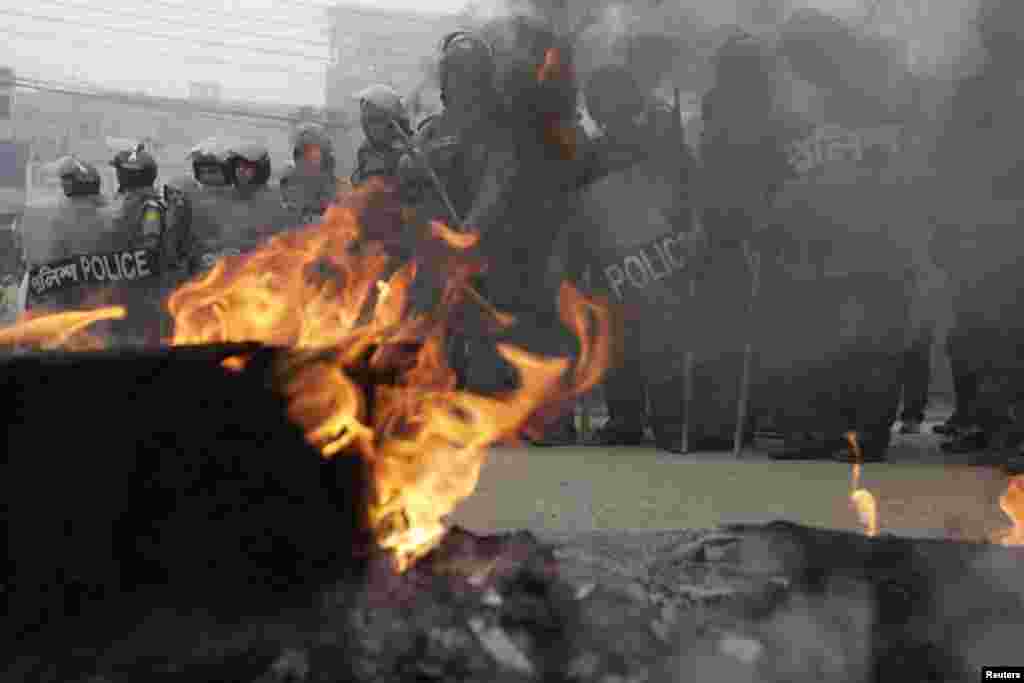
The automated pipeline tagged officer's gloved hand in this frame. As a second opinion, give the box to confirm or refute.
[397,151,431,190]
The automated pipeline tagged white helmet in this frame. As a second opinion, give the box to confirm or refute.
[353,84,406,119]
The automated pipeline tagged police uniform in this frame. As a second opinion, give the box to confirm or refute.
[187,182,298,274]
[109,187,171,346]
[351,83,412,187]
[571,99,700,447]
[22,194,120,311]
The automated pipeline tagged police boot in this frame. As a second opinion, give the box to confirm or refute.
[592,417,647,446]
[530,413,579,447]
[941,426,988,454]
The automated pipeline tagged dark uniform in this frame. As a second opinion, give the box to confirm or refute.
[572,65,700,448]
[350,84,412,187]
[108,145,174,347]
[695,32,798,449]
[930,45,1024,452]
[396,23,584,447]
[22,157,123,314]
[395,32,497,396]
[281,124,339,224]
[175,141,298,277]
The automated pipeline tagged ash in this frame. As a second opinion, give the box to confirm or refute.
[11,523,1024,683]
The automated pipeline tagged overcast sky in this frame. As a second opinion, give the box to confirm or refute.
[0,0,466,107]
[0,0,958,109]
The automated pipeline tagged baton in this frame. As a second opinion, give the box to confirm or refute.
[578,265,593,442]
[389,118,474,390]
[733,242,761,459]
[680,277,696,454]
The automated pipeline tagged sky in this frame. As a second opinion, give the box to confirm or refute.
[0,0,968,109]
[0,0,466,107]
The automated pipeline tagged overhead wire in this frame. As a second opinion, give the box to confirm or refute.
[12,76,351,131]
[129,0,331,35]
[0,27,324,80]
[0,8,331,62]
[35,0,330,51]
[274,0,456,27]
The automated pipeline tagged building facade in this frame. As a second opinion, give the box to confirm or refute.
[325,3,459,170]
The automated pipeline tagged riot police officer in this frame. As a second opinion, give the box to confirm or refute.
[21,157,116,312]
[395,30,499,397]
[108,144,174,346]
[398,31,496,226]
[110,144,167,257]
[182,140,296,276]
[574,65,700,448]
[421,20,583,445]
[351,84,413,187]
[281,123,339,224]
[695,31,795,450]
[37,157,111,261]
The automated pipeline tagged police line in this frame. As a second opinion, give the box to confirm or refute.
[27,247,161,304]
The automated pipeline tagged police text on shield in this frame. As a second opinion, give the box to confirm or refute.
[603,230,699,301]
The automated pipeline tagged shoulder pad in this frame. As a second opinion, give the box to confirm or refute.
[141,199,165,224]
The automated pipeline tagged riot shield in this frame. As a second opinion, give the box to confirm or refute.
[575,158,701,379]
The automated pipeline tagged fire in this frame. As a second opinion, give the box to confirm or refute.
[0,306,126,350]
[0,179,611,572]
[846,432,879,537]
[535,46,578,161]
[992,475,1024,546]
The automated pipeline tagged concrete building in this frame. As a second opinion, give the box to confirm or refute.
[325,3,459,169]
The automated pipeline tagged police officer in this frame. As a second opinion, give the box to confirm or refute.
[422,20,583,445]
[281,123,339,224]
[395,31,498,397]
[110,145,167,256]
[182,140,295,276]
[20,157,117,313]
[399,31,496,226]
[573,65,700,448]
[223,142,296,243]
[108,144,173,346]
[695,31,795,450]
[39,157,111,261]
[351,84,413,187]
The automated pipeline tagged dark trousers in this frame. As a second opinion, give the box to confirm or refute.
[899,327,933,423]
[946,330,979,426]
[604,365,647,427]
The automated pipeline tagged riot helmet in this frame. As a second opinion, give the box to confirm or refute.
[188,139,230,186]
[56,155,101,197]
[290,123,335,175]
[584,65,646,135]
[710,28,778,109]
[438,31,496,109]
[713,29,776,85]
[355,84,411,147]
[224,142,272,188]
[975,0,1024,66]
[110,143,158,193]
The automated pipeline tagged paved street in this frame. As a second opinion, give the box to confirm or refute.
[451,407,1016,543]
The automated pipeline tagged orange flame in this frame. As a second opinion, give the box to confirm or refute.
[0,179,611,571]
[0,306,126,350]
[535,47,578,161]
[846,432,879,537]
[992,475,1024,546]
